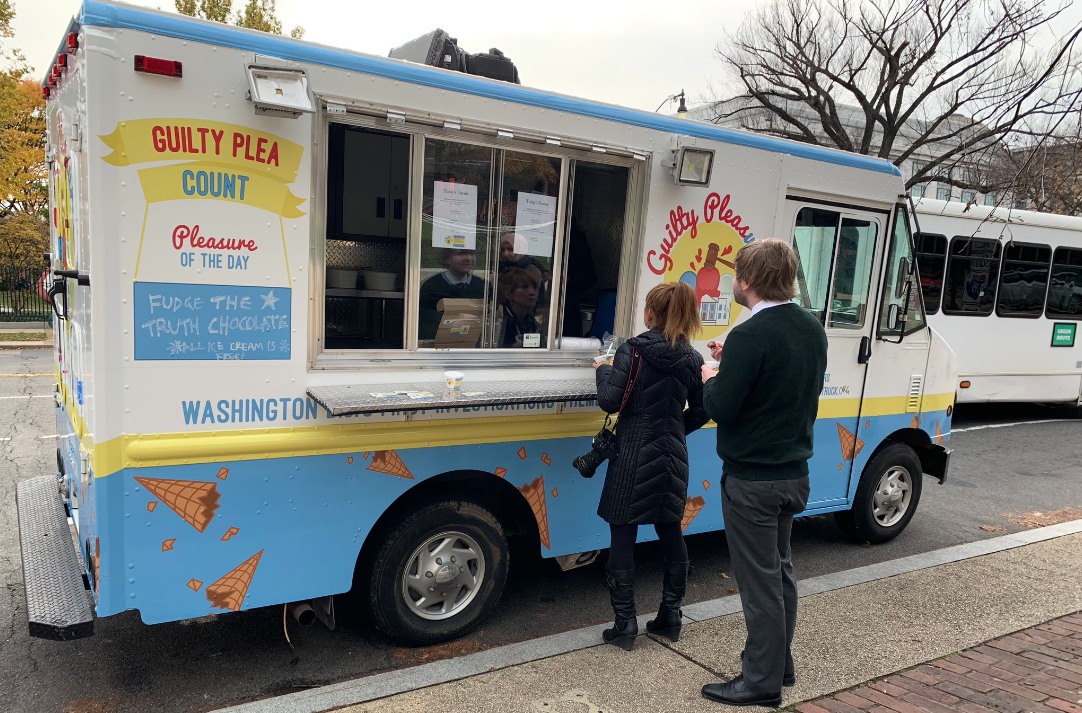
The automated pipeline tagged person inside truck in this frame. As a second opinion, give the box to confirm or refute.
[418,247,488,342]
[497,267,540,347]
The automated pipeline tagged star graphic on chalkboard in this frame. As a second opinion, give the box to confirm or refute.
[260,289,280,310]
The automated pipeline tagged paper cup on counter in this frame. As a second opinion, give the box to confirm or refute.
[445,371,464,391]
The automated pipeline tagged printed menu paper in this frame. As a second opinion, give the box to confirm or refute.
[432,181,478,250]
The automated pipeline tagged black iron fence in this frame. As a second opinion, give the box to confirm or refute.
[0,264,52,323]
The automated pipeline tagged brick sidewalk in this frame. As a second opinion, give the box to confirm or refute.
[800,613,1082,713]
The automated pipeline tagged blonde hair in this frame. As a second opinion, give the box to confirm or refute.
[645,282,702,346]
[734,239,798,302]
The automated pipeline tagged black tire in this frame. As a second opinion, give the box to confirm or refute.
[365,499,509,646]
[834,442,924,544]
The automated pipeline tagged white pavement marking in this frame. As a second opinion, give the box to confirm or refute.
[952,418,1079,434]
[0,395,53,399]
[36,434,59,439]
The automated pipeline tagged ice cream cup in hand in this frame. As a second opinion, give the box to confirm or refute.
[445,371,464,391]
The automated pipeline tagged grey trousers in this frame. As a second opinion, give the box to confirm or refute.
[721,474,811,693]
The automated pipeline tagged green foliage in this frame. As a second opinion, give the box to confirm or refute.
[175,0,302,38]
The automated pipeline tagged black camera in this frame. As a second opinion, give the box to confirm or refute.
[572,426,619,478]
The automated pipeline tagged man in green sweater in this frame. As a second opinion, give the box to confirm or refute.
[700,238,828,707]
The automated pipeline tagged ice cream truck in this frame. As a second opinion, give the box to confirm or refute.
[20,0,957,645]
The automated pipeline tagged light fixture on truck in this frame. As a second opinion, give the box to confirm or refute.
[244,65,313,118]
[664,145,715,187]
[134,55,183,77]
[67,32,79,52]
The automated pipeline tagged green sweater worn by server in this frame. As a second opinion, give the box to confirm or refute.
[703,302,828,480]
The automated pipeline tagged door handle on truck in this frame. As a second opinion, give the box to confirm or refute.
[47,276,68,320]
[858,336,872,365]
[54,269,90,286]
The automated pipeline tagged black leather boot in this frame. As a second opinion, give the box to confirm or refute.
[646,560,688,642]
[602,568,637,651]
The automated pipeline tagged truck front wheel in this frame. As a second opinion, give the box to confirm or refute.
[834,442,923,544]
[365,499,509,645]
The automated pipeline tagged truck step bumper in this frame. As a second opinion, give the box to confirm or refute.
[16,475,94,640]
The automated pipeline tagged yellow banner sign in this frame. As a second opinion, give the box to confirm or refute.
[137,163,307,218]
[99,118,304,183]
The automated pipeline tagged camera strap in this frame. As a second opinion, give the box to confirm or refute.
[604,347,641,432]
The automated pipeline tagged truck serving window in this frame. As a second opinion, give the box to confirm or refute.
[324,124,410,349]
[1046,247,1082,320]
[942,236,1001,316]
[914,232,947,315]
[322,122,631,357]
[995,242,1051,319]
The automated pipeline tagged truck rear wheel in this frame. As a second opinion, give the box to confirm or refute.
[834,442,923,544]
[365,499,508,645]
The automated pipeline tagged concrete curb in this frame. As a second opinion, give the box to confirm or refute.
[213,518,1082,713]
[0,343,51,350]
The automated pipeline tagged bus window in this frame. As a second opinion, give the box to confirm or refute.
[942,236,1000,316]
[1046,247,1082,320]
[878,207,926,337]
[914,233,947,314]
[792,207,839,324]
[996,243,1051,319]
[828,218,877,329]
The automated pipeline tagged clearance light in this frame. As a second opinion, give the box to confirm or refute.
[46,74,57,88]
[56,54,68,69]
[51,65,62,79]
[946,405,953,417]
[959,381,971,389]
[134,55,183,78]
[42,86,51,100]
[67,32,79,52]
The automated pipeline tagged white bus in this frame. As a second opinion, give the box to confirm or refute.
[913,198,1082,404]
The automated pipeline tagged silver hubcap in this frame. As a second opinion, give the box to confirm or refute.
[402,531,485,621]
[873,466,913,527]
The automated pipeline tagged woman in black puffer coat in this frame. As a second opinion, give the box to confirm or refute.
[592,281,709,650]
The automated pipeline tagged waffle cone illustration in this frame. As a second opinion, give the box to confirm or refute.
[836,422,865,462]
[935,420,944,445]
[134,477,221,533]
[366,450,414,479]
[519,476,550,550]
[910,414,922,429]
[206,550,264,612]
[682,496,706,532]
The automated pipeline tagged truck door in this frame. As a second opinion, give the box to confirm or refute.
[783,200,884,506]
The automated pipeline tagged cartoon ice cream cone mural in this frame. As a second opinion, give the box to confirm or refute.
[134,476,221,533]
[518,476,550,550]
[935,420,945,445]
[681,496,706,532]
[366,450,414,479]
[836,422,865,466]
[910,414,922,429]
[206,549,264,612]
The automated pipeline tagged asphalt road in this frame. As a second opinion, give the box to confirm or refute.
[1,349,1080,713]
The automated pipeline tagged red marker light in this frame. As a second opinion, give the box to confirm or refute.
[133,55,182,78]
[46,74,57,87]
[67,32,79,52]
[56,54,68,68]
[42,86,51,100]
[52,65,62,79]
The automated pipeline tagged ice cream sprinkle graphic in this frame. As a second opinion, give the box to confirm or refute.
[682,496,706,532]
[518,476,550,550]
[366,450,414,479]
[206,550,264,612]
[134,476,221,533]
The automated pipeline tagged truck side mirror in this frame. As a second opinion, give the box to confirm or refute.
[887,303,901,331]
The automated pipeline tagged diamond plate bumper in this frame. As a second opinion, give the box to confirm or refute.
[15,475,95,640]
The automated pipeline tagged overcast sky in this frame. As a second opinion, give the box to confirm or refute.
[20,0,758,112]
[19,0,1082,113]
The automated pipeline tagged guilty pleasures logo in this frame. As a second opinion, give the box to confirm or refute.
[646,192,756,338]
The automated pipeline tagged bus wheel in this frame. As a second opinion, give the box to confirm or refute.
[366,499,509,645]
[834,442,923,544]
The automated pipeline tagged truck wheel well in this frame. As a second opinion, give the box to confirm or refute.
[356,470,538,572]
[885,427,948,481]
